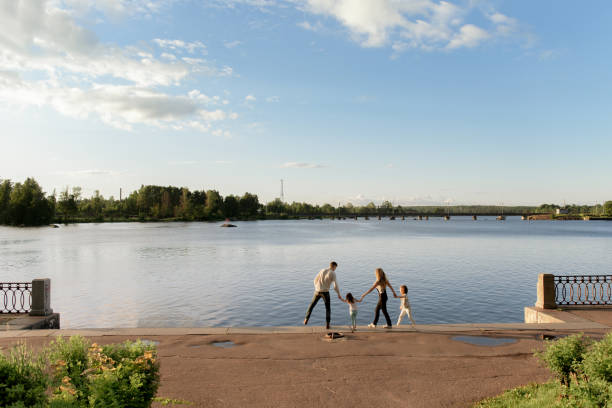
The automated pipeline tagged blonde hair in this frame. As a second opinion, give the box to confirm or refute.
[375,268,388,286]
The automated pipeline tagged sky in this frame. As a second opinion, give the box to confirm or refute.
[1,0,611,206]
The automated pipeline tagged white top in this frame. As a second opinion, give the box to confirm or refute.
[348,302,358,312]
[313,267,338,292]
[400,295,411,309]
[376,282,386,293]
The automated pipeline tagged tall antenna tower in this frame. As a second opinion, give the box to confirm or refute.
[280,179,284,202]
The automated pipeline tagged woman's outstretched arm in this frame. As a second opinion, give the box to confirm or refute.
[360,283,377,301]
[387,282,398,297]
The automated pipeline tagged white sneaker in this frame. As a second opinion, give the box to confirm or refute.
[367,323,376,328]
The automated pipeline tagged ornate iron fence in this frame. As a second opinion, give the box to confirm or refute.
[555,275,612,306]
[0,282,32,313]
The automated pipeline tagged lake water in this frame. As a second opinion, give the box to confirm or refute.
[1,217,612,328]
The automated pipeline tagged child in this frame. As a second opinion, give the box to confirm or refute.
[394,285,416,328]
[341,292,362,332]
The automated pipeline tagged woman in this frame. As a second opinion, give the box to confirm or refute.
[360,268,397,329]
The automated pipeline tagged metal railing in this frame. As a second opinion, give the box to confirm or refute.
[555,275,612,306]
[0,282,32,313]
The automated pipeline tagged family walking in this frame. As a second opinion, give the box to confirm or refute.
[303,261,416,331]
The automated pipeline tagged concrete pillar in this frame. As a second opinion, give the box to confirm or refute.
[535,274,556,309]
[30,278,53,316]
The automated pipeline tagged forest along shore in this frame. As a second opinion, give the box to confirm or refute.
[3,177,612,226]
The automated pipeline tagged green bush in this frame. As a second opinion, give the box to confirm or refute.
[582,332,612,383]
[86,341,159,407]
[569,378,612,408]
[537,334,590,386]
[478,333,612,407]
[0,343,48,407]
[0,336,159,408]
[48,336,90,403]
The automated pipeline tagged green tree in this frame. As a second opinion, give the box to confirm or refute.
[266,198,286,215]
[175,188,191,219]
[604,201,612,216]
[7,178,54,226]
[57,187,78,218]
[0,179,12,224]
[239,192,259,217]
[320,203,334,215]
[223,195,239,218]
[205,190,222,217]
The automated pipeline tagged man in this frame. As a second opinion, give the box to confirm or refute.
[304,261,341,330]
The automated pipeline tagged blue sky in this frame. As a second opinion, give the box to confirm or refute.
[1,0,611,206]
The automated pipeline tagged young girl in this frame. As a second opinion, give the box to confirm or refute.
[395,285,416,328]
[341,292,362,332]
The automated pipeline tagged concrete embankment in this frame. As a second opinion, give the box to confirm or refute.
[1,320,610,408]
[1,313,60,330]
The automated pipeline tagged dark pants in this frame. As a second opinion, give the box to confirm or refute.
[373,291,392,326]
[305,291,331,325]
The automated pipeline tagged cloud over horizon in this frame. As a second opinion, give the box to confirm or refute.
[0,0,237,133]
[281,162,326,169]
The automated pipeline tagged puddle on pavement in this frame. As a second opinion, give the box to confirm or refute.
[140,339,160,347]
[211,341,235,348]
[452,336,517,346]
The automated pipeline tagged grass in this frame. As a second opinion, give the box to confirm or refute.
[473,382,565,408]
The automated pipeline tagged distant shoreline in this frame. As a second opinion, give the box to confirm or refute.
[2,177,611,227]
[1,214,611,228]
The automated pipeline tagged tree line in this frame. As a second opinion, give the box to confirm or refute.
[1,177,611,226]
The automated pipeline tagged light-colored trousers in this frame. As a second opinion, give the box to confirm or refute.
[397,307,416,326]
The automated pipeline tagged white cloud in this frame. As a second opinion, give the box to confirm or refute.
[446,24,490,49]
[212,129,232,138]
[245,94,256,102]
[0,0,237,133]
[266,96,279,102]
[168,160,198,165]
[224,40,242,48]
[54,169,123,177]
[345,194,453,206]
[200,109,229,121]
[220,0,523,52]
[59,0,175,19]
[281,162,326,169]
[539,49,560,61]
[487,12,517,36]
[0,73,236,131]
[160,52,177,60]
[154,38,207,54]
[297,21,323,32]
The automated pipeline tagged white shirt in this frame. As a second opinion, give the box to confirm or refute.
[313,267,338,292]
[400,295,411,309]
[348,302,358,312]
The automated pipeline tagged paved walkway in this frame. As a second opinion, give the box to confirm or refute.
[1,320,609,338]
[2,314,610,407]
[566,309,612,327]
[1,321,610,408]
[2,326,610,408]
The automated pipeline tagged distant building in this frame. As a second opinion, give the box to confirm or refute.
[556,208,569,215]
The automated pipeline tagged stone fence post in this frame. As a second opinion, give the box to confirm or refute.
[29,278,53,316]
[535,273,556,309]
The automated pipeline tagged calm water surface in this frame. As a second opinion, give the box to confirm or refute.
[1,217,612,328]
